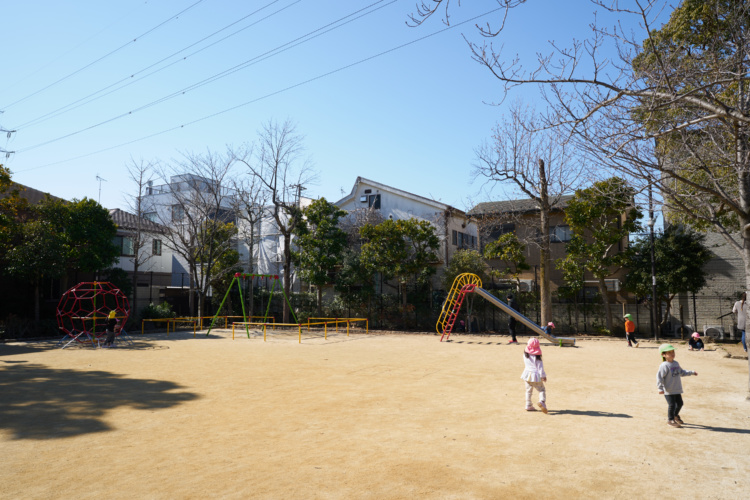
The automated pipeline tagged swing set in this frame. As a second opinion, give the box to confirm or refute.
[205,273,297,337]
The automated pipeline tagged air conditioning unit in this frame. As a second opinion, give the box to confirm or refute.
[519,279,534,292]
[673,325,693,338]
[703,325,725,340]
[584,279,621,292]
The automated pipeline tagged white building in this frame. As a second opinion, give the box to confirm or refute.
[109,208,173,312]
[335,177,477,288]
[140,174,308,297]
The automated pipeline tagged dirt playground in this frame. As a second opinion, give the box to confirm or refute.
[1,328,749,499]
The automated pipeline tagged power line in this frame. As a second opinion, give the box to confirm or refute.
[0,2,149,96]
[14,7,502,173]
[15,0,395,152]
[14,0,289,130]
[0,0,208,111]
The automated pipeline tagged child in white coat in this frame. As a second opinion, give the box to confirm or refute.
[521,337,547,413]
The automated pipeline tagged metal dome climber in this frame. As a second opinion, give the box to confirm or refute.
[57,281,131,348]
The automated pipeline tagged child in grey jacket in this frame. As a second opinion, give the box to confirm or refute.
[657,344,698,428]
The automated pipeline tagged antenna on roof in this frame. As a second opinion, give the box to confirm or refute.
[96,174,108,204]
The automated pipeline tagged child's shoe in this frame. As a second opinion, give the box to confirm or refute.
[667,420,681,428]
[525,406,537,411]
[537,402,548,414]
[674,415,684,425]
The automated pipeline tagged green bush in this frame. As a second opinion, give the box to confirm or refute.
[140,302,175,320]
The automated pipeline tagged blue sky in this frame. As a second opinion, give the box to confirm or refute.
[2,1,647,212]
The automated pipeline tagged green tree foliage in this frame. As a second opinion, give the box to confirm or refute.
[483,232,530,290]
[6,219,68,321]
[5,196,118,320]
[558,178,642,332]
[36,198,119,273]
[442,249,488,291]
[360,218,440,306]
[0,165,29,260]
[631,0,749,233]
[292,198,348,316]
[624,225,712,327]
[333,249,376,313]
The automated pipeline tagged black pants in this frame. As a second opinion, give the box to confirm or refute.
[104,330,116,345]
[626,332,637,345]
[665,394,684,420]
[509,320,517,342]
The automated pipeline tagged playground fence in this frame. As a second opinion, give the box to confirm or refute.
[231,317,369,343]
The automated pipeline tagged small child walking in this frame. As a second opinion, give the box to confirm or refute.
[656,344,697,428]
[624,314,639,347]
[521,338,547,413]
[102,310,118,348]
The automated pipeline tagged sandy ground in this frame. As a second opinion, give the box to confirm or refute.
[1,328,749,500]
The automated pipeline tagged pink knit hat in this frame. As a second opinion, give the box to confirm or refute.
[525,338,542,355]
[547,321,555,328]
[691,332,700,338]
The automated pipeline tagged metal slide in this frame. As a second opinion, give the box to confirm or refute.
[472,287,576,347]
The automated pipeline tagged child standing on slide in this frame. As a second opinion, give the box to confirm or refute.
[656,344,697,428]
[521,338,547,413]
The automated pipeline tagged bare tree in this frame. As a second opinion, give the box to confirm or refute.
[125,158,157,312]
[233,120,318,323]
[149,149,240,318]
[230,172,269,318]
[412,0,750,395]
[473,101,582,325]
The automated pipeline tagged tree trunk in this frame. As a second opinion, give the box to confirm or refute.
[597,277,613,333]
[317,286,323,318]
[282,233,292,323]
[744,223,750,400]
[132,261,139,315]
[34,279,40,322]
[188,267,196,317]
[538,159,552,326]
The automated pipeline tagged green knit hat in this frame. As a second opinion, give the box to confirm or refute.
[624,314,632,320]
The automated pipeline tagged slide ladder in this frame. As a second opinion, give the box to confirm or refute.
[436,273,482,342]
[437,274,576,347]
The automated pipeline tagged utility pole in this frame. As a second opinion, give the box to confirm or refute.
[96,175,107,204]
[0,122,15,159]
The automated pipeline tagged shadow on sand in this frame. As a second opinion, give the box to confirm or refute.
[679,423,750,434]
[548,409,632,418]
[0,363,198,440]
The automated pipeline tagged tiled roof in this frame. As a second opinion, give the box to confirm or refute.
[469,194,574,215]
[6,182,66,205]
[109,208,166,233]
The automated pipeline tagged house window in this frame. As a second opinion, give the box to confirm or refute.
[452,230,476,249]
[550,225,572,243]
[489,223,516,240]
[114,236,135,256]
[171,205,185,222]
[152,239,162,256]
[368,194,380,209]
[144,212,157,222]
